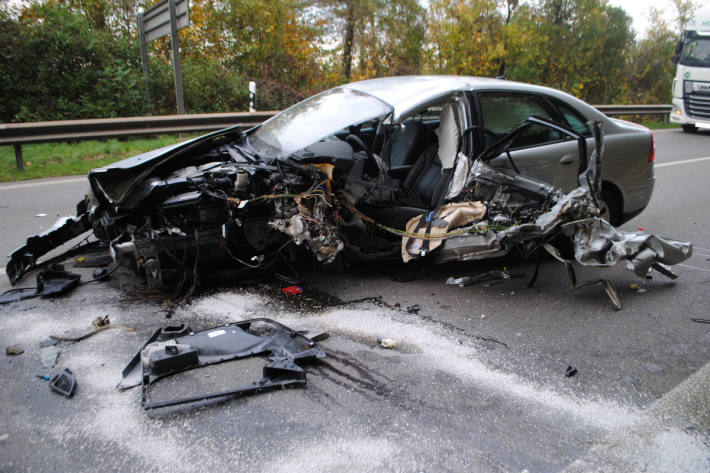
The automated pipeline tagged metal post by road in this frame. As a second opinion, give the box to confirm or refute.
[168,0,185,115]
[14,144,23,172]
[137,13,152,116]
[249,81,256,112]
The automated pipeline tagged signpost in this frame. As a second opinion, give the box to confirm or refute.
[249,81,256,112]
[138,0,190,115]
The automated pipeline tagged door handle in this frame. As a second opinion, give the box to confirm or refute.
[559,154,576,165]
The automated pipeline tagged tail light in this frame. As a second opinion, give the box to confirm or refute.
[648,131,655,163]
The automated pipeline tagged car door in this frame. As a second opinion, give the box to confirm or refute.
[472,91,584,190]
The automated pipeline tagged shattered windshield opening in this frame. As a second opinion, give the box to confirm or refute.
[248,88,392,158]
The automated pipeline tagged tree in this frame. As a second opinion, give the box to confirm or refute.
[0,2,144,121]
[514,0,633,103]
[671,0,698,33]
[426,0,506,77]
[624,7,677,104]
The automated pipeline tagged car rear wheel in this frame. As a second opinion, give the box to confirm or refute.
[598,186,621,226]
[682,124,698,133]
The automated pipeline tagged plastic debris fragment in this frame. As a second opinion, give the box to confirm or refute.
[49,368,77,397]
[5,345,24,356]
[40,346,60,368]
[281,285,304,296]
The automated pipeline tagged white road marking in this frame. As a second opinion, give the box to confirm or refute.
[655,156,710,168]
[0,176,86,191]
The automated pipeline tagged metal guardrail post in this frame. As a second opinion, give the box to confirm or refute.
[13,144,23,171]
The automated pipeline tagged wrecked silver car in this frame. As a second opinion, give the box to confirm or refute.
[5,76,691,307]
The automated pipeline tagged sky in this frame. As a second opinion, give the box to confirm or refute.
[607,0,680,37]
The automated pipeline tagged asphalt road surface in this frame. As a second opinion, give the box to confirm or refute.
[1,128,709,472]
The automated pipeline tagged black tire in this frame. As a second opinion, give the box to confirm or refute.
[682,124,698,133]
[598,186,621,226]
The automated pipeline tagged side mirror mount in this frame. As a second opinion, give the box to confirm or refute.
[673,39,683,63]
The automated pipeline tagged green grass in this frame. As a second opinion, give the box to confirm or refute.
[0,134,201,182]
[612,115,680,130]
[642,120,680,130]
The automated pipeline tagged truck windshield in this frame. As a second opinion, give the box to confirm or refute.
[680,37,710,68]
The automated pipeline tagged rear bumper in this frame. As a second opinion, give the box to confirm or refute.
[620,176,654,223]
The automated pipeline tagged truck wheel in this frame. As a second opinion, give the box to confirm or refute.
[682,124,698,133]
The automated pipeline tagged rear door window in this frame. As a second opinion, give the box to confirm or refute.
[477,92,565,149]
[549,98,592,137]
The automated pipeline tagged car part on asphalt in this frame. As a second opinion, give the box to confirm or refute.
[6,213,91,286]
[92,315,110,329]
[565,366,578,377]
[49,324,135,343]
[120,318,326,411]
[39,338,59,348]
[92,266,110,280]
[118,323,192,391]
[35,264,81,296]
[74,254,114,268]
[0,264,81,305]
[407,304,421,314]
[445,270,524,287]
[309,332,330,342]
[377,336,397,349]
[48,368,77,397]
[40,345,60,368]
[5,345,24,356]
[281,285,303,295]
[4,78,690,310]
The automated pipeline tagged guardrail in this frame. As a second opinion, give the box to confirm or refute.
[1,105,671,171]
[594,104,672,115]
[0,111,277,171]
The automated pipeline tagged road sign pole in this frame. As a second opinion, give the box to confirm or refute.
[168,0,185,115]
[249,81,256,112]
[137,13,152,116]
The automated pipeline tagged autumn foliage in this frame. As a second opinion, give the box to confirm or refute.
[0,0,693,122]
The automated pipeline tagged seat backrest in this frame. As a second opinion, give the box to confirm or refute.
[383,120,430,168]
[403,142,451,208]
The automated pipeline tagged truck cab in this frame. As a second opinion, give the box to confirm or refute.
[670,9,710,132]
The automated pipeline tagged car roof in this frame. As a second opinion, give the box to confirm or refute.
[341,75,607,122]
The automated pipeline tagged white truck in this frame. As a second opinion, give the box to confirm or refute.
[670,9,710,132]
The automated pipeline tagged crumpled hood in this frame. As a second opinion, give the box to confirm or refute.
[88,126,241,206]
